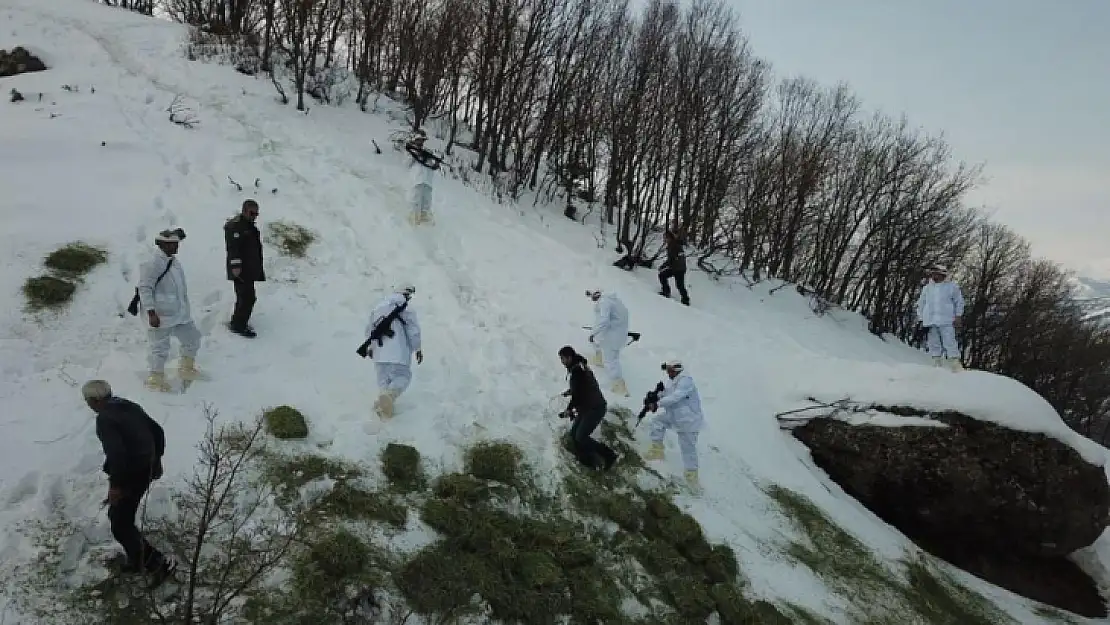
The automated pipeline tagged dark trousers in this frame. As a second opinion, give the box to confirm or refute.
[108,474,163,571]
[569,408,617,470]
[231,280,257,329]
[658,268,689,304]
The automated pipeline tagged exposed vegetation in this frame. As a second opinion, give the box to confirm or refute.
[262,404,309,439]
[265,221,316,258]
[766,484,1014,624]
[22,241,109,312]
[4,401,1039,624]
[380,442,425,493]
[42,242,109,278]
[22,275,78,311]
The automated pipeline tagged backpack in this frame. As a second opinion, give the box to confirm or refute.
[126,258,174,316]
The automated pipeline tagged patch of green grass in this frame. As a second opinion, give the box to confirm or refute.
[781,602,835,624]
[315,481,408,528]
[464,439,524,485]
[380,442,425,493]
[1032,604,1082,624]
[898,554,1011,625]
[263,405,309,439]
[765,484,893,593]
[283,527,390,621]
[22,275,77,311]
[264,453,364,496]
[766,484,1012,624]
[43,241,108,278]
[266,221,316,258]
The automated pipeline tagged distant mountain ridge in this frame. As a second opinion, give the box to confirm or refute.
[1074,276,1110,323]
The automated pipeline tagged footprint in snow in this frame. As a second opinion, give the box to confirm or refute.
[289,342,312,358]
[200,290,223,307]
[5,471,40,507]
[134,224,147,243]
[197,310,222,336]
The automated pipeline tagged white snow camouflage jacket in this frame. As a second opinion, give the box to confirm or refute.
[590,292,630,351]
[137,247,193,327]
[365,292,422,366]
[917,280,965,327]
[657,372,705,433]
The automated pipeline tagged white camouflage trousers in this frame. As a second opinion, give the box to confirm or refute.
[412,184,432,222]
[375,362,413,396]
[601,345,623,381]
[649,412,700,471]
[148,321,202,373]
[926,325,960,359]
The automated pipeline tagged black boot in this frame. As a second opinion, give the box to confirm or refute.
[228,322,257,338]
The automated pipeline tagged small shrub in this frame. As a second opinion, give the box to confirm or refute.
[263,405,309,439]
[42,241,108,278]
[464,440,524,485]
[266,221,316,258]
[284,527,389,621]
[316,481,408,528]
[396,543,497,618]
[380,443,425,493]
[22,275,76,310]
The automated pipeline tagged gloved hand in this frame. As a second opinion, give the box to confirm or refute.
[415,350,424,364]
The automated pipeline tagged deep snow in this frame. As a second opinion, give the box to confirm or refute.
[1,0,1109,622]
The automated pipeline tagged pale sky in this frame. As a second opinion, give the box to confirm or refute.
[729,0,1109,279]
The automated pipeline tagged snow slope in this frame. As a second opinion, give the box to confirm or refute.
[1,1,1109,622]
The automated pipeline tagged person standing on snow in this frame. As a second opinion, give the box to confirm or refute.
[658,229,690,306]
[137,228,203,392]
[364,283,423,418]
[558,346,617,471]
[82,380,176,581]
[586,288,631,397]
[406,129,440,225]
[916,265,965,371]
[643,360,705,491]
[224,199,265,338]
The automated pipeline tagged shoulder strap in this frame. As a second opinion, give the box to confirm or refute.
[153,257,174,287]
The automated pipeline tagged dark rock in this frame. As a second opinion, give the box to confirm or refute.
[0,46,48,78]
[792,408,1110,617]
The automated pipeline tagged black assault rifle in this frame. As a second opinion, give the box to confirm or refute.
[581,326,641,346]
[635,381,666,428]
[405,143,443,170]
[356,300,409,358]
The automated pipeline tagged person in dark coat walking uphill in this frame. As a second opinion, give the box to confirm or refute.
[658,229,689,306]
[559,346,618,471]
[225,199,265,338]
[82,380,175,578]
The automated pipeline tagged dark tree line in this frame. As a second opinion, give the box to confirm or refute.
[125,0,1110,441]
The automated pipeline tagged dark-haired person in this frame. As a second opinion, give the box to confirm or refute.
[558,346,617,471]
[225,199,265,338]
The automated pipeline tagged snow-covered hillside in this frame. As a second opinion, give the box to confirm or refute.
[2,1,1110,623]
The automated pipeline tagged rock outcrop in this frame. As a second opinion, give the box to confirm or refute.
[791,405,1110,617]
[0,47,47,78]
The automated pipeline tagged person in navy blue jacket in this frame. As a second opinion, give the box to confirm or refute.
[82,380,175,578]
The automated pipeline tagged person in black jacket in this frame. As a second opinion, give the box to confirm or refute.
[224,199,265,338]
[658,229,690,306]
[558,346,618,471]
[82,380,175,577]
